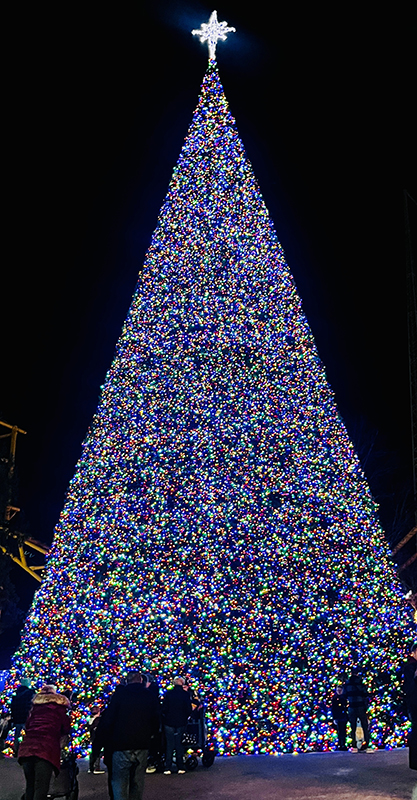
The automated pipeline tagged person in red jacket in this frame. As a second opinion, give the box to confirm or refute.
[18,684,71,800]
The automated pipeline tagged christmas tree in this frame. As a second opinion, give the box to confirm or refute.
[9,16,414,754]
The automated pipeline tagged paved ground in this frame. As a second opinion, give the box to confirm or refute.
[1,749,416,800]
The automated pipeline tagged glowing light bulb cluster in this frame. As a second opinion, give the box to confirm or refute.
[7,62,414,755]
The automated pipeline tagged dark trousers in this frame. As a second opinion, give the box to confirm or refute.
[89,747,101,771]
[13,723,25,756]
[348,708,369,747]
[335,719,347,749]
[164,725,186,770]
[148,729,163,766]
[21,756,54,800]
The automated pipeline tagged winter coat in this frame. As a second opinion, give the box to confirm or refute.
[162,685,192,728]
[344,675,369,711]
[10,686,35,724]
[18,690,71,774]
[94,683,160,753]
[331,692,348,720]
[91,705,112,765]
[403,655,417,720]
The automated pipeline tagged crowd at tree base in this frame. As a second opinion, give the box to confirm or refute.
[1,648,416,800]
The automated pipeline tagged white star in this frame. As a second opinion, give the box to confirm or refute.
[192,10,236,62]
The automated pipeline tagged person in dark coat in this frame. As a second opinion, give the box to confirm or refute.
[344,669,370,751]
[162,676,192,774]
[403,641,417,770]
[87,704,103,772]
[92,704,115,800]
[331,685,348,750]
[92,670,160,800]
[144,673,162,773]
[18,684,71,800]
[10,678,35,756]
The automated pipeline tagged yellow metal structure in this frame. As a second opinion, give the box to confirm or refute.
[0,420,49,582]
[0,534,49,582]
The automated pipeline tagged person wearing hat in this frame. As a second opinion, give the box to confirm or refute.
[403,641,417,770]
[10,677,35,757]
[18,684,71,800]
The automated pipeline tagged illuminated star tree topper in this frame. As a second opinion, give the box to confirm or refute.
[192,10,236,61]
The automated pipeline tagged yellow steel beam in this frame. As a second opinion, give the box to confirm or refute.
[24,538,49,555]
[0,421,27,435]
[0,544,42,582]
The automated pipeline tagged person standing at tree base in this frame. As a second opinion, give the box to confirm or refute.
[162,676,192,774]
[18,684,71,800]
[93,670,160,800]
[331,685,348,750]
[88,704,104,773]
[10,678,35,757]
[345,668,370,751]
[403,642,417,770]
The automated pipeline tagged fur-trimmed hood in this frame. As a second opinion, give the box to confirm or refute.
[18,689,71,774]
[33,690,70,707]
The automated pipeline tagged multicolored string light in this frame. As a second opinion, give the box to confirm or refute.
[8,62,414,755]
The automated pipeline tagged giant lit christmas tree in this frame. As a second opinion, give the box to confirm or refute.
[10,14,414,754]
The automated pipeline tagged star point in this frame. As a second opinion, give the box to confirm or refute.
[192,10,236,62]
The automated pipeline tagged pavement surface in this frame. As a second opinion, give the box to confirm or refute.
[1,749,416,800]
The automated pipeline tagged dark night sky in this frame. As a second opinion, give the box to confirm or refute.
[1,2,416,665]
